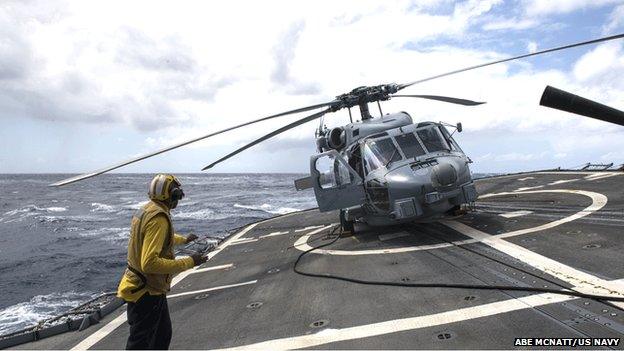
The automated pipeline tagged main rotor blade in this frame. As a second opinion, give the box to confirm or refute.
[391,94,485,106]
[540,85,624,127]
[398,33,624,90]
[49,101,338,187]
[202,108,331,171]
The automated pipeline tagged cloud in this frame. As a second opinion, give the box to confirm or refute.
[270,21,321,95]
[523,0,620,16]
[603,4,624,34]
[482,18,539,31]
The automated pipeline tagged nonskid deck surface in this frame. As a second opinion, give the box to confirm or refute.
[17,171,624,350]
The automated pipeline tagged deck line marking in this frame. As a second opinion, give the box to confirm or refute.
[585,173,621,181]
[378,232,410,241]
[294,225,324,232]
[217,279,624,350]
[517,177,534,181]
[189,263,234,275]
[168,280,257,299]
[548,179,579,185]
[441,220,624,308]
[514,185,544,192]
[499,210,533,218]
[295,189,606,256]
[480,189,607,239]
[229,238,258,245]
[70,221,260,350]
[259,231,289,238]
[217,293,572,350]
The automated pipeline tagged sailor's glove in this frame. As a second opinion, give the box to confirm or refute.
[186,234,199,244]
[191,253,208,266]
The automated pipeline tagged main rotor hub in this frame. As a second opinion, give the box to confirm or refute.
[331,84,399,119]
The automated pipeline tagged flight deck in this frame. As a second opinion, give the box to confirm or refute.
[12,170,624,349]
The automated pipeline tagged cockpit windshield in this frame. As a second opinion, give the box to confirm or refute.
[416,127,449,153]
[395,133,426,159]
[362,138,401,172]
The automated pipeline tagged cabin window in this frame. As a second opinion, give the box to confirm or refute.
[315,154,354,189]
[362,138,401,173]
[416,127,449,153]
[395,133,426,159]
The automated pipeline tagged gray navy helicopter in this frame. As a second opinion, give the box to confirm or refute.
[51,34,624,231]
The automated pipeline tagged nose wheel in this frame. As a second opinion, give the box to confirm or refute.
[340,209,355,234]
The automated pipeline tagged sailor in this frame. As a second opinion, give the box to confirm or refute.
[117,174,207,350]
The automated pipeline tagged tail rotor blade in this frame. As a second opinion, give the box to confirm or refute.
[398,33,624,91]
[49,100,338,186]
[540,85,624,127]
[391,94,485,106]
[202,108,331,170]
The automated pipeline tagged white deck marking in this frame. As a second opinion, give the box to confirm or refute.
[260,230,289,238]
[548,179,579,185]
[378,232,410,241]
[441,220,624,308]
[168,280,257,299]
[189,263,234,275]
[229,238,258,245]
[218,293,572,350]
[499,210,533,218]
[585,172,621,181]
[480,189,607,239]
[514,185,544,191]
[517,176,534,181]
[70,222,261,350]
[294,225,324,232]
[296,189,606,257]
[218,278,624,350]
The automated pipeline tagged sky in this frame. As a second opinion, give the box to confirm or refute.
[1,0,624,175]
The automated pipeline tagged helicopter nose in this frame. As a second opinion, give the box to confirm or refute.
[431,162,457,188]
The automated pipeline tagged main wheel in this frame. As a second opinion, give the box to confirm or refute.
[340,209,355,233]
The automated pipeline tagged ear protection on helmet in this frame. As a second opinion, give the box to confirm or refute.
[148,174,184,202]
[170,186,185,201]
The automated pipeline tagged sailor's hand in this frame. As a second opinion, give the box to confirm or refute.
[186,234,199,244]
[191,253,207,266]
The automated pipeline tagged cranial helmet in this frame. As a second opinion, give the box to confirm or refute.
[148,174,185,203]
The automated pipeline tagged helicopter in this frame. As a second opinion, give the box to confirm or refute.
[50,33,624,231]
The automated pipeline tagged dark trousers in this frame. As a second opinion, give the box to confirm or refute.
[125,293,172,350]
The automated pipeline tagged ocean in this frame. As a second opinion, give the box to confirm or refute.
[0,173,317,335]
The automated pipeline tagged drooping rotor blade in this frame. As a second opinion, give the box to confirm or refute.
[398,33,624,91]
[202,108,331,171]
[49,101,338,187]
[540,85,624,127]
[391,94,485,106]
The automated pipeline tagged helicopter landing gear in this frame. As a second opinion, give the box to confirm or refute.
[340,209,355,234]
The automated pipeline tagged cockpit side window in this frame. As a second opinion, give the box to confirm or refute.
[416,127,449,153]
[439,126,462,152]
[395,133,426,159]
[362,138,401,173]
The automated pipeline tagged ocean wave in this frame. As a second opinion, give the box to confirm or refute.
[174,208,223,220]
[38,215,112,223]
[90,203,117,213]
[0,291,97,335]
[79,227,130,244]
[124,201,149,210]
[1,205,67,223]
[233,203,300,215]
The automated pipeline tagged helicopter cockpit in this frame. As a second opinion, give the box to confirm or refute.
[359,124,460,176]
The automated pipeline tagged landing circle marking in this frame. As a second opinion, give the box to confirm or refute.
[293,189,607,256]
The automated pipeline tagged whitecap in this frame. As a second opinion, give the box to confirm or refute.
[79,227,130,244]
[124,201,149,210]
[174,208,222,220]
[0,291,96,335]
[90,203,117,213]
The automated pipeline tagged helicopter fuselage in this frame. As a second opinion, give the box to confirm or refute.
[304,112,478,227]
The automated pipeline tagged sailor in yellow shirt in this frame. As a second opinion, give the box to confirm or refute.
[118,174,207,350]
